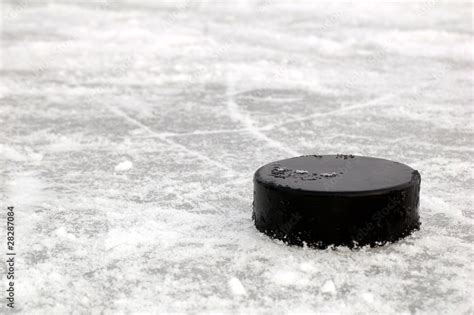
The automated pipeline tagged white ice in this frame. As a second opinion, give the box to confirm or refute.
[0,0,472,314]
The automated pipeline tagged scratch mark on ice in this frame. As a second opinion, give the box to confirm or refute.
[106,105,238,175]
[226,73,301,157]
[263,81,432,130]
[265,92,397,129]
[133,127,251,139]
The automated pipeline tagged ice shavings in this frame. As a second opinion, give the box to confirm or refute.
[114,160,133,172]
[228,277,247,296]
[320,279,337,295]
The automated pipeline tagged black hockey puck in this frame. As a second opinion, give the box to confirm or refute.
[252,155,421,248]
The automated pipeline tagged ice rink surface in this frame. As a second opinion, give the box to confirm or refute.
[1,1,473,313]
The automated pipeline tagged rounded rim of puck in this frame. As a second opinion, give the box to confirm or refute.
[254,155,419,197]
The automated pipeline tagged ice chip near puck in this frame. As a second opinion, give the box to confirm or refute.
[252,155,421,248]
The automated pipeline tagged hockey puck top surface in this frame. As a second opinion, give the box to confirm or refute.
[255,155,418,195]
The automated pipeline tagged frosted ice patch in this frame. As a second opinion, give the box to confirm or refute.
[299,262,316,272]
[320,279,337,295]
[272,270,304,286]
[421,195,467,223]
[129,128,145,135]
[362,292,375,303]
[0,85,7,98]
[54,227,76,241]
[370,30,472,61]
[0,144,25,161]
[26,149,43,162]
[0,144,43,162]
[115,160,133,172]
[228,277,247,296]
[8,173,46,207]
